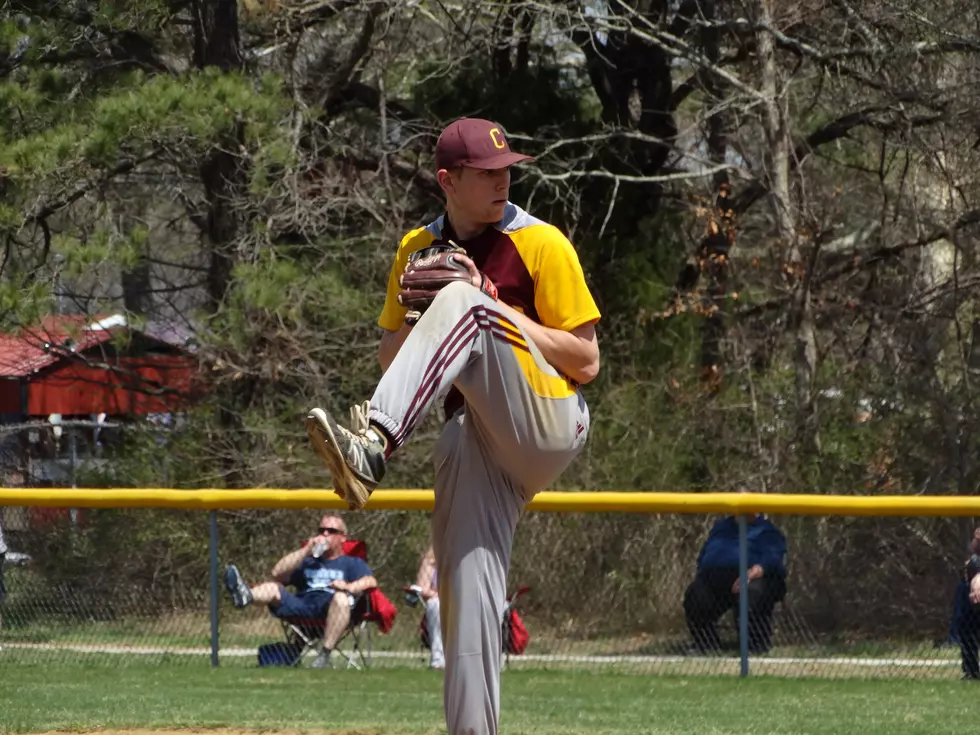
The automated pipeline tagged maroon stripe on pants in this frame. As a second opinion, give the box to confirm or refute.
[394,307,530,444]
[390,305,483,445]
[395,321,479,444]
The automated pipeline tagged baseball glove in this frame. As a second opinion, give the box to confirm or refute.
[398,241,498,324]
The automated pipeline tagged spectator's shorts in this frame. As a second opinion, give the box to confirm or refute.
[270,590,333,620]
[0,553,6,604]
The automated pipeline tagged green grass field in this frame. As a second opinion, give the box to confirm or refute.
[1,657,977,735]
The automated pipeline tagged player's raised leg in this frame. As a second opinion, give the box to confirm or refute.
[305,279,482,508]
[306,277,585,508]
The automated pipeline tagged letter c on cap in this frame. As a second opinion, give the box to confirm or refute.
[489,128,506,150]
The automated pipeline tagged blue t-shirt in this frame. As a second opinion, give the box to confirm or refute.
[288,554,372,599]
[696,515,787,576]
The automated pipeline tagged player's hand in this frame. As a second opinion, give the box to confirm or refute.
[330,579,351,592]
[970,577,980,605]
[453,253,499,301]
[398,242,496,324]
[452,254,483,289]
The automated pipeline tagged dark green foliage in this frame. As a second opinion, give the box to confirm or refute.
[4,0,980,644]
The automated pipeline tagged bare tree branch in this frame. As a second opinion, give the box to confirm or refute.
[25,150,163,224]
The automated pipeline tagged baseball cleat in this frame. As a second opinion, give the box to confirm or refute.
[305,401,386,510]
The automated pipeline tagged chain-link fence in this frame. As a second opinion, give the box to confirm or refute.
[1,503,977,679]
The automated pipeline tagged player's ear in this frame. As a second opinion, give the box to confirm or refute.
[436,168,455,195]
[438,167,465,196]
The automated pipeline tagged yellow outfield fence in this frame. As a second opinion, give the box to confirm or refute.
[2,487,980,516]
[2,486,979,679]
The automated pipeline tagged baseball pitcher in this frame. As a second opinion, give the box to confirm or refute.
[305,117,601,735]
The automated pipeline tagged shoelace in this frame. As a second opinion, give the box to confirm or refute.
[348,400,372,442]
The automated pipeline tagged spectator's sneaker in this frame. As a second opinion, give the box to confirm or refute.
[310,649,333,669]
[224,564,252,608]
[305,401,386,510]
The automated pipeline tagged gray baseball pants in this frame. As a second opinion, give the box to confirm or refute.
[369,282,590,735]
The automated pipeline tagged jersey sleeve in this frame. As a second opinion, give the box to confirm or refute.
[532,226,601,332]
[345,556,372,582]
[377,227,435,331]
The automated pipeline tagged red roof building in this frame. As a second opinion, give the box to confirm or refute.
[0,314,201,418]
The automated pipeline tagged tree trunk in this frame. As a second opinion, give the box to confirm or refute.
[194,0,249,488]
[698,0,732,391]
[194,0,243,71]
[121,258,152,316]
[117,208,153,316]
[194,0,244,311]
[756,0,819,453]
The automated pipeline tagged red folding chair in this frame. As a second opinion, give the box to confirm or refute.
[277,539,397,670]
[502,585,531,667]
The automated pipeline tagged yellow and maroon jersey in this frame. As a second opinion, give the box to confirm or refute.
[379,203,601,334]
[379,204,600,408]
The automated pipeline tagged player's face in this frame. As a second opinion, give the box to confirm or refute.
[449,166,511,223]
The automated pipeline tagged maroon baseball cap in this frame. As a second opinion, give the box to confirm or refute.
[435,118,534,170]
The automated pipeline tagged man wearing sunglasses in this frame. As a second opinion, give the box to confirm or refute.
[223,514,376,668]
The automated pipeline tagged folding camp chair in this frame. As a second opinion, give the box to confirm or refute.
[501,585,531,667]
[271,538,396,670]
[407,583,531,667]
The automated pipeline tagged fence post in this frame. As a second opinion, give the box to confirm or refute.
[738,513,749,677]
[209,509,220,668]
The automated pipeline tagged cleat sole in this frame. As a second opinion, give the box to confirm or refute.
[305,408,372,510]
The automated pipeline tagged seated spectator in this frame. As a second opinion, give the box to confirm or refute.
[684,513,787,654]
[405,544,444,670]
[223,513,376,669]
[953,527,980,680]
